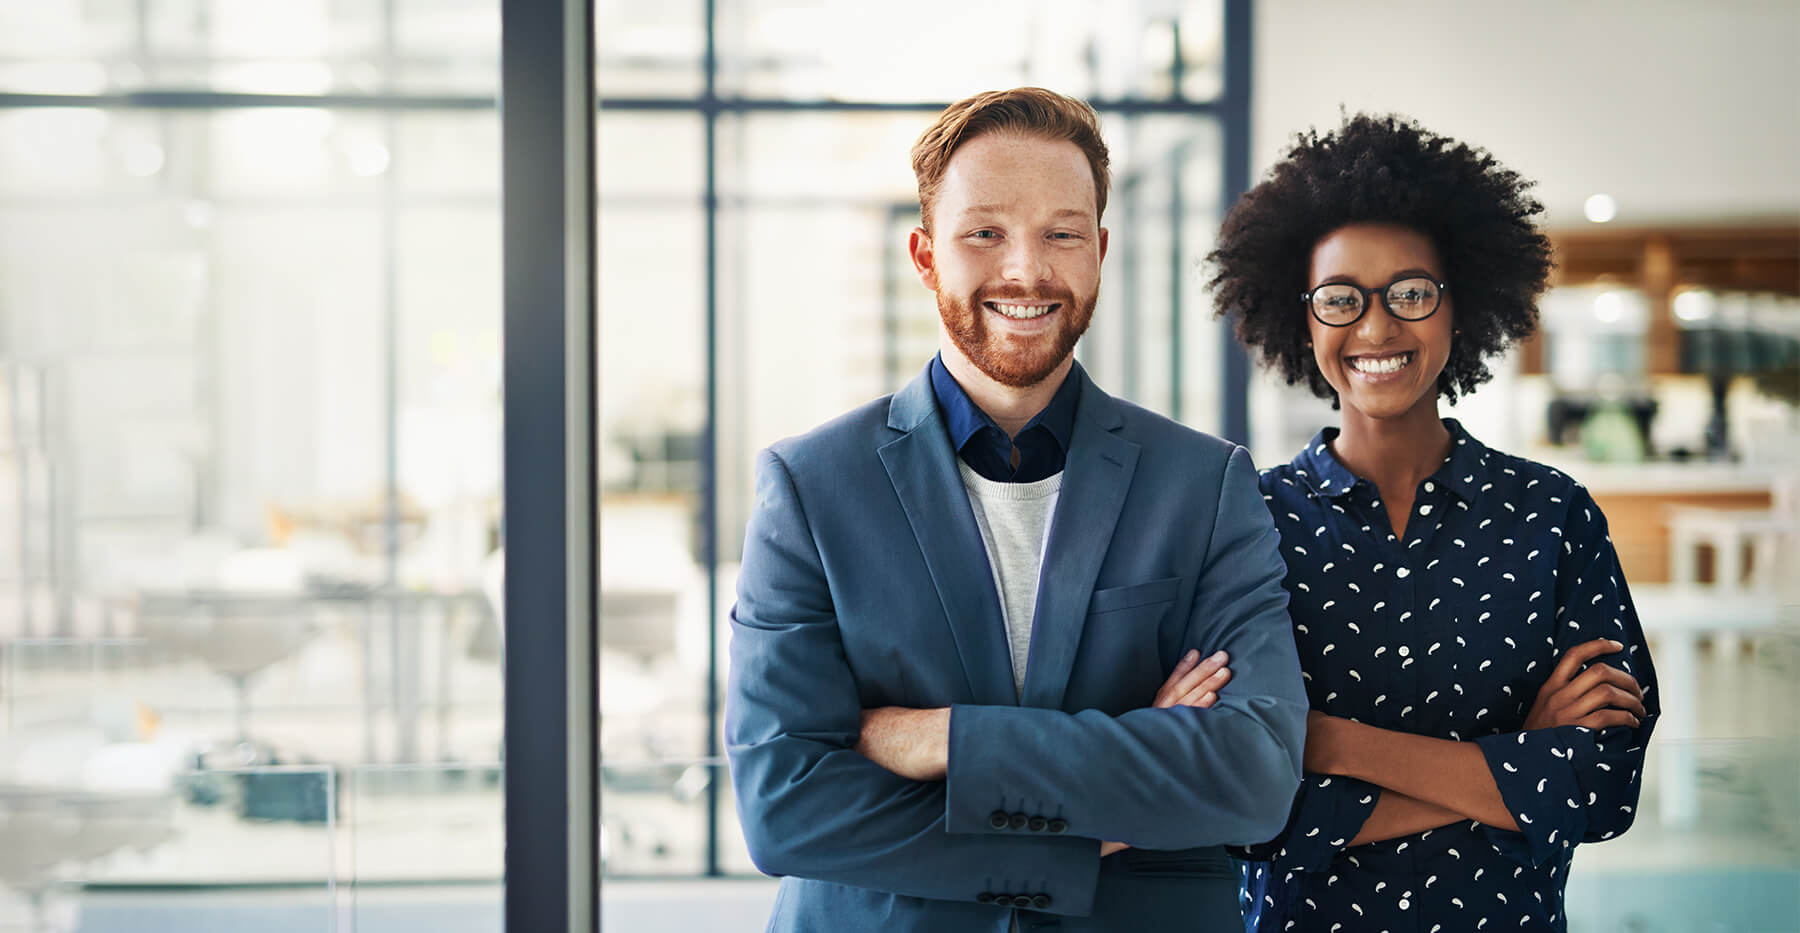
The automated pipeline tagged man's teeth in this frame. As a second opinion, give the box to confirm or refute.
[990,302,1054,320]
[1349,353,1412,375]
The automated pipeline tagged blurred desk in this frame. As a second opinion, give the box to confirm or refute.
[133,587,491,764]
[1631,583,1785,828]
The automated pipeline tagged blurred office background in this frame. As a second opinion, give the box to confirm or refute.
[0,1,1794,931]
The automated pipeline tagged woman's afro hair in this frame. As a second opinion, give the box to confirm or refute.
[1207,113,1553,405]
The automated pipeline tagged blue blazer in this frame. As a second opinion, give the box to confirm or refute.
[727,363,1307,932]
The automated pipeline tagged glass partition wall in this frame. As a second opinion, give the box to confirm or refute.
[0,3,505,930]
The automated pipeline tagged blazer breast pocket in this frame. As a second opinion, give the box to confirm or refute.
[1070,576,1185,711]
[1087,576,1182,616]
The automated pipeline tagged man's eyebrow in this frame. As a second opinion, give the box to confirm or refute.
[957,205,1095,221]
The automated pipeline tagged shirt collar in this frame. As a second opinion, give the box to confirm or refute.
[929,353,1081,455]
[1291,418,1490,504]
[1436,418,1490,503]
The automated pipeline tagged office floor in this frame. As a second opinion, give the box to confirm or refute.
[1,631,1793,932]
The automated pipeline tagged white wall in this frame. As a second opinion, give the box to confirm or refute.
[1253,0,1800,227]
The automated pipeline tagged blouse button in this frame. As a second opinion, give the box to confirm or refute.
[1423,481,1435,493]
[1398,645,1410,657]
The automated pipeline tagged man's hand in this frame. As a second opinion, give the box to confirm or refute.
[1152,649,1232,709]
[1523,637,1645,731]
[854,707,951,781]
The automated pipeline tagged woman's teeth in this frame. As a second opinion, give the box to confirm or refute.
[989,302,1055,320]
[1349,352,1413,375]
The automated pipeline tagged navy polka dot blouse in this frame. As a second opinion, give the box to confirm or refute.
[1233,420,1659,932]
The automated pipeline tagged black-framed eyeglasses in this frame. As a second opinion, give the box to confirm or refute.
[1302,277,1448,327]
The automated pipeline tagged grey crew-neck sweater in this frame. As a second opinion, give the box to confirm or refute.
[957,461,1063,697]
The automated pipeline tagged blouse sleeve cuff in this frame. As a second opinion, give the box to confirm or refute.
[1232,772,1380,871]
[1476,729,1588,866]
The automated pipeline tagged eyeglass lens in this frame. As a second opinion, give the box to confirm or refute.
[1310,277,1440,325]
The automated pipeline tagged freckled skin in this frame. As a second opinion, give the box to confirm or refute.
[909,132,1107,410]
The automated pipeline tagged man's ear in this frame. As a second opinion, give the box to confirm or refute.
[908,226,939,291]
[1098,226,1109,264]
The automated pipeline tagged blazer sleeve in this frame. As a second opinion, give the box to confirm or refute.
[944,446,1310,849]
[725,448,1104,917]
[1474,486,1659,866]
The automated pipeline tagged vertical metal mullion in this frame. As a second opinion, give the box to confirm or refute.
[702,0,724,881]
[501,0,597,929]
[1218,0,1253,446]
[1120,173,1140,402]
[1169,143,1185,423]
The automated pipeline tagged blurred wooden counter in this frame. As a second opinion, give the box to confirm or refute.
[1538,460,1777,583]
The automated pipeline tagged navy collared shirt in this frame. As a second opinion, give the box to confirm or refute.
[929,354,1081,483]
[1235,418,1657,932]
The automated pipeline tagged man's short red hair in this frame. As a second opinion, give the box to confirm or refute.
[910,87,1112,233]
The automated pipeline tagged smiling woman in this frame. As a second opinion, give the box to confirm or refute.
[1208,114,1659,933]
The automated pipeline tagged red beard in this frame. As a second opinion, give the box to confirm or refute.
[937,283,1096,388]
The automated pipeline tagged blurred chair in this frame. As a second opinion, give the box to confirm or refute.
[1666,503,1784,659]
[599,588,679,665]
[135,549,317,744]
[0,714,179,930]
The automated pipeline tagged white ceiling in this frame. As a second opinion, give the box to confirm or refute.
[1253,0,1800,230]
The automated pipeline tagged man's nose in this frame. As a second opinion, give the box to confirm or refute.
[1001,239,1052,284]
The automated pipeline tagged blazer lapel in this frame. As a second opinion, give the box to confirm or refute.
[1021,373,1138,711]
[878,368,1016,708]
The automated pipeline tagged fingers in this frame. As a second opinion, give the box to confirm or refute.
[1564,663,1645,708]
[1576,670,1648,713]
[1154,650,1228,708]
[1174,665,1233,708]
[1544,638,1624,691]
[1576,708,1642,731]
[1561,682,1647,722]
[1152,650,1201,707]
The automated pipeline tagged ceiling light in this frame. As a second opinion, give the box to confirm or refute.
[1583,193,1617,223]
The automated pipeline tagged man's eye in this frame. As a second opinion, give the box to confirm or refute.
[970,230,998,239]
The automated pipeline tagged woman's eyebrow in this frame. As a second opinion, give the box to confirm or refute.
[1311,267,1438,287]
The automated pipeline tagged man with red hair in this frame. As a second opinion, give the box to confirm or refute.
[726,87,1306,932]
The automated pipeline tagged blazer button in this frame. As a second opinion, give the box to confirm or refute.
[1046,818,1068,833]
[1031,894,1052,910]
[1009,812,1029,830]
[976,892,995,904]
[1010,894,1034,908]
[1028,816,1047,832]
[989,811,1010,830]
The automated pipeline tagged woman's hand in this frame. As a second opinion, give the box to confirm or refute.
[1522,638,1646,732]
